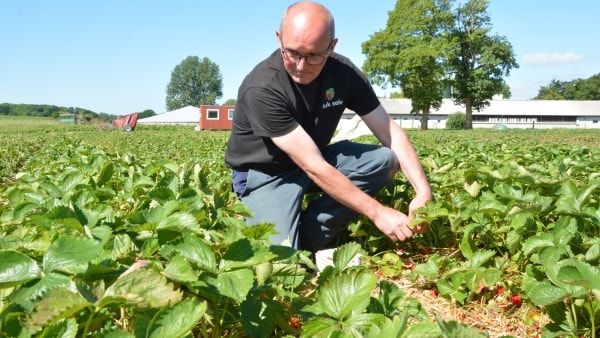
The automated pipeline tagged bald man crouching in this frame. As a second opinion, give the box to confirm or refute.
[225,2,432,253]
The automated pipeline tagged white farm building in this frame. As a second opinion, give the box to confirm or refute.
[335,99,600,140]
[137,105,199,125]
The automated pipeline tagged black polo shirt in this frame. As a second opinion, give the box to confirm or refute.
[224,49,380,173]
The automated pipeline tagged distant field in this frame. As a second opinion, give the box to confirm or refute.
[2,115,600,146]
[0,115,59,131]
[0,115,110,133]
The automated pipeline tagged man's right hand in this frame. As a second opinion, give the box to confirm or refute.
[371,205,415,242]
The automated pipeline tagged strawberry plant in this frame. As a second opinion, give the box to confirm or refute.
[357,130,600,336]
[0,130,464,337]
[2,124,600,337]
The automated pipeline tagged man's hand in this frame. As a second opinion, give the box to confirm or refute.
[371,206,415,242]
[361,106,432,236]
[407,194,431,234]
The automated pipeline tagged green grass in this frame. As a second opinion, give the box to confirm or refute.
[0,115,60,132]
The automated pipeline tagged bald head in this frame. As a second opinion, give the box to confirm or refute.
[276,2,337,84]
[279,2,335,43]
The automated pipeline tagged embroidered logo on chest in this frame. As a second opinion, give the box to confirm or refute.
[322,88,343,109]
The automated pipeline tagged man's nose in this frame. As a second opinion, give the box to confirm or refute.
[296,56,308,69]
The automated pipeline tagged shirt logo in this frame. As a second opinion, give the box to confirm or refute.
[323,87,343,109]
[325,88,335,101]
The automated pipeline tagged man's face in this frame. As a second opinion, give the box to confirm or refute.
[277,31,336,85]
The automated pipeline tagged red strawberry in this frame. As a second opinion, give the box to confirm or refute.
[288,316,301,329]
[511,294,523,307]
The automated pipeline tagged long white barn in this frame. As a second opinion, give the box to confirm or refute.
[335,98,600,139]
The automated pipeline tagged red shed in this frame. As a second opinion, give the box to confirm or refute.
[198,105,235,130]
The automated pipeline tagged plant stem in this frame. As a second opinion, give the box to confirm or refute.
[82,307,96,337]
[289,254,299,308]
[570,299,578,335]
[589,296,596,338]
[218,297,230,335]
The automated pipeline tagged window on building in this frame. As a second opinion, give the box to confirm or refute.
[228,109,234,120]
[207,109,219,120]
[473,114,576,124]
[539,115,576,123]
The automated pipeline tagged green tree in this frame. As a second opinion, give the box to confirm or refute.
[579,73,600,99]
[447,0,518,129]
[362,0,453,130]
[138,109,156,119]
[562,79,582,100]
[222,98,237,106]
[535,79,566,100]
[536,73,600,100]
[0,103,11,115]
[98,112,116,122]
[165,56,223,111]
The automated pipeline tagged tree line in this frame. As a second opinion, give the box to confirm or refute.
[0,103,156,122]
[535,73,600,100]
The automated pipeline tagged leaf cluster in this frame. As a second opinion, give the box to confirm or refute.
[3,127,600,337]
[1,128,487,337]
[355,130,600,337]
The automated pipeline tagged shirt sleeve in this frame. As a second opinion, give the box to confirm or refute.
[346,66,380,116]
[241,86,299,138]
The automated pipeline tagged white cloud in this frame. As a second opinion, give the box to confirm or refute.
[522,52,582,65]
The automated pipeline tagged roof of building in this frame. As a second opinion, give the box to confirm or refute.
[137,105,199,124]
[371,98,600,117]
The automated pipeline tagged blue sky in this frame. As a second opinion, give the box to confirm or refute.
[1,1,598,115]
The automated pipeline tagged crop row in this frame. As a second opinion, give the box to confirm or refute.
[1,125,599,337]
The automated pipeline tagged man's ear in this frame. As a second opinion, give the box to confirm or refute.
[329,38,339,54]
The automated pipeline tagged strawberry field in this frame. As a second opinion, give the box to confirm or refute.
[1,121,599,337]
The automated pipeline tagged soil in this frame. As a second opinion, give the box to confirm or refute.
[394,276,544,337]
[385,254,548,338]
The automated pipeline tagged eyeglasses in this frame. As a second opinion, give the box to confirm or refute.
[281,41,332,65]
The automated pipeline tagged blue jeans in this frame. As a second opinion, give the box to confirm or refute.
[232,140,399,252]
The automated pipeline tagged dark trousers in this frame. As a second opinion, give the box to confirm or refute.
[232,140,399,252]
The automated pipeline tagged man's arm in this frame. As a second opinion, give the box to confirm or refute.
[271,125,417,242]
[360,104,432,232]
